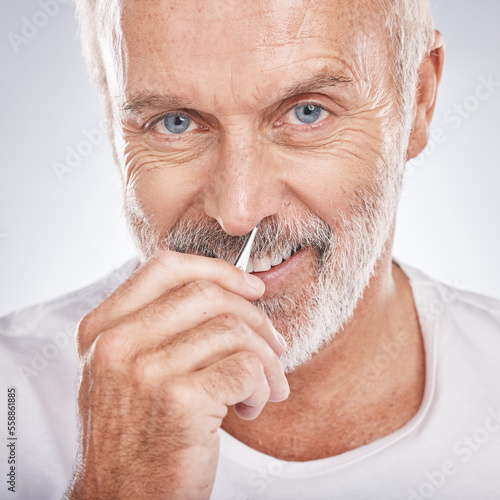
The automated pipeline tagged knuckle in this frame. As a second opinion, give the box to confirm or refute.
[151,249,179,274]
[211,315,275,361]
[234,351,264,377]
[89,332,113,371]
[200,352,265,402]
[153,249,197,272]
[131,356,161,383]
[206,315,254,352]
[246,308,267,329]
[76,311,98,352]
[258,346,281,375]
[162,378,198,413]
[165,378,193,404]
[152,248,174,265]
[90,328,127,372]
[77,312,93,337]
[188,279,221,302]
[217,313,244,331]
[212,255,236,275]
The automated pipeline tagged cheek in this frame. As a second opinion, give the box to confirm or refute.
[122,111,389,235]
[278,117,386,224]
[123,146,208,234]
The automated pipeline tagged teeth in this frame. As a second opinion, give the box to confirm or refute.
[281,248,292,261]
[245,259,253,273]
[249,245,304,272]
[252,256,271,272]
[271,254,283,266]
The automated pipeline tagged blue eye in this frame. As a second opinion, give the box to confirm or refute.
[163,114,191,134]
[294,104,322,124]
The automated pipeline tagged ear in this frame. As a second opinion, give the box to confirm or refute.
[406,30,445,160]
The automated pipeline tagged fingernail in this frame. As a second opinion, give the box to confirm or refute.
[278,376,290,401]
[274,327,287,349]
[267,374,290,402]
[283,376,290,398]
[244,272,265,292]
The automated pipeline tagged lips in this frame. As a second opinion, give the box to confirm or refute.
[250,245,308,277]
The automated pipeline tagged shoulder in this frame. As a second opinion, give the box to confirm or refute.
[0,258,139,385]
[400,261,500,319]
[0,258,139,341]
[399,260,500,356]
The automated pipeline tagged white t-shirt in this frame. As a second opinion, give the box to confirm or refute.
[1,258,499,500]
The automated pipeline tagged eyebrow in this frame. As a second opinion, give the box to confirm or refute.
[272,72,353,102]
[122,70,354,116]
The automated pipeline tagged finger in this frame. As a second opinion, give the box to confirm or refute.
[84,250,265,336]
[132,314,289,403]
[79,280,286,357]
[192,351,273,421]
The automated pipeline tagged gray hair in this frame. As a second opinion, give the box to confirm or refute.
[75,0,435,127]
[382,0,435,120]
[75,0,124,137]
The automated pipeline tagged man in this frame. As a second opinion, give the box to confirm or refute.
[1,0,499,499]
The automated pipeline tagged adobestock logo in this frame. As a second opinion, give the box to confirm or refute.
[51,121,107,183]
[405,74,499,176]
[7,0,70,54]
[15,268,129,385]
[347,278,465,404]
[16,321,78,385]
[407,407,500,499]
[237,459,284,500]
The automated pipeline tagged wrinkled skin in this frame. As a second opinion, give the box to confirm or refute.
[68,0,444,498]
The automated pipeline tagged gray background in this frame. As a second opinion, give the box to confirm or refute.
[1,0,499,317]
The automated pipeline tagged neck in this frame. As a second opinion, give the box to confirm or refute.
[221,251,426,461]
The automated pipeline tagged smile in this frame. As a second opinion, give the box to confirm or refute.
[248,244,303,273]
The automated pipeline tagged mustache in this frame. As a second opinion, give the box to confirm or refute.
[160,211,334,262]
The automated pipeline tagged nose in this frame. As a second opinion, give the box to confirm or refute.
[202,132,284,236]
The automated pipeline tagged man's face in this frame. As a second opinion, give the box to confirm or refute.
[111,0,410,372]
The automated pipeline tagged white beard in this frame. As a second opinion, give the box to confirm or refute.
[254,177,403,373]
[124,131,406,374]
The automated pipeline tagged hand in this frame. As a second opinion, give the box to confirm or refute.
[66,250,289,500]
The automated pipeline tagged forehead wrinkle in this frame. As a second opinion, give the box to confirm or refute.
[119,1,384,107]
[288,0,315,39]
[122,65,354,119]
[228,59,238,112]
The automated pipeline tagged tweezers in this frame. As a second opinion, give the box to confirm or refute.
[233,223,260,272]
